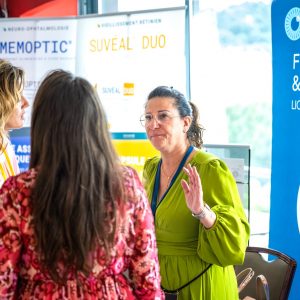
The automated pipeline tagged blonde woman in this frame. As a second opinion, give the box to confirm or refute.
[0,59,29,187]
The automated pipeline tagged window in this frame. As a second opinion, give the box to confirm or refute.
[97,0,272,247]
[190,0,272,247]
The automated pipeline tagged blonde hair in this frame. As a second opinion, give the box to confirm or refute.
[0,59,25,146]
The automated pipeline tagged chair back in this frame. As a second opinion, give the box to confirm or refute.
[235,246,297,300]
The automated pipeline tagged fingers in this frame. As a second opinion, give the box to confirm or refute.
[183,164,203,203]
[181,179,190,194]
[182,164,201,213]
[183,164,200,189]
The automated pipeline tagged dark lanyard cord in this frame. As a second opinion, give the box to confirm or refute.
[151,145,194,217]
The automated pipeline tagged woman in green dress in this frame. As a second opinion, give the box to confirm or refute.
[141,86,250,299]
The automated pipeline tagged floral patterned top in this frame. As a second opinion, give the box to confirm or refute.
[0,167,164,300]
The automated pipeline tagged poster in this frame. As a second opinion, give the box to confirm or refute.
[270,1,300,298]
[0,7,186,172]
[76,9,186,134]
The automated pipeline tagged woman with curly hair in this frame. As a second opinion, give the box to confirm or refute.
[0,59,29,187]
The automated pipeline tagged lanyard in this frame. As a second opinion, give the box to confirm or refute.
[151,145,194,217]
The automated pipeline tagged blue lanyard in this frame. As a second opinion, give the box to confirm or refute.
[151,145,194,217]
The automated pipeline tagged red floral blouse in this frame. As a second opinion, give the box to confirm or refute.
[0,167,164,299]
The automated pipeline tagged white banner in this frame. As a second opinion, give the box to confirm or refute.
[0,19,77,126]
[0,8,186,133]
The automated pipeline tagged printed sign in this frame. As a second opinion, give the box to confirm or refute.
[270,1,300,298]
[1,8,186,172]
[112,138,159,178]
[75,8,186,133]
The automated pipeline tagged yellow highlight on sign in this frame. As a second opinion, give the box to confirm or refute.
[112,139,159,178]
[123,83,134,96]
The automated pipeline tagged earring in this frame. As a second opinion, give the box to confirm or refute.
[183,129,186,133]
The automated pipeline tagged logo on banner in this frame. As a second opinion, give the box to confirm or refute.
[285,7,300,41]
[123,83,134,96]
[0,40,72,54]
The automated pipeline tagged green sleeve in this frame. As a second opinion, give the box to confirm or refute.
[195,158,250,267]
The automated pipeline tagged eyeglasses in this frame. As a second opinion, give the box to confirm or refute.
[140,111,180,127]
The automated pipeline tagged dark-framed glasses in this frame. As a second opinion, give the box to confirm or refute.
[140,111,180,127]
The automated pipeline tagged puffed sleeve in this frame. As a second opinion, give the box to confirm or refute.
[0,176,22,299]
[124,167,164,300]
[196,159,250,266]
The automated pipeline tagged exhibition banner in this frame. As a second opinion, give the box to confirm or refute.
[75,9,186,133]
[271,0,300,298]
[0,18,78,127]
[0,7,186,172]
[112,138,158,177]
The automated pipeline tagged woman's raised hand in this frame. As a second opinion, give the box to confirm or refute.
[181,163,204,215]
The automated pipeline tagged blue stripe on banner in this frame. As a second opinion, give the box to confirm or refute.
[9,135,31,172]
[111,132,147,140]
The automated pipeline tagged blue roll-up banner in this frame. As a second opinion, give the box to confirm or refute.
[9,128,31,172]
[270,1,300,298]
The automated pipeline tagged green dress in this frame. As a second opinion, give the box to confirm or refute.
[143,150,250,300]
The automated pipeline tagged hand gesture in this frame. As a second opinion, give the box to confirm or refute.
[181,163,204,215]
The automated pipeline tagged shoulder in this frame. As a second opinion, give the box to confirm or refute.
[121,165,144,195]
[0,168,37,197]
[0,139,19,176]
[192,149,217,164]
[120,166,150,212]
[0,169,37,220]
[121,165,140,184]
[144,156,160,174]
[192,150,230,174]
[0,137,15,156]
[143,156,160,186]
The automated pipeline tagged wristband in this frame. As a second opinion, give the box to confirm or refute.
[192,204,211,220]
